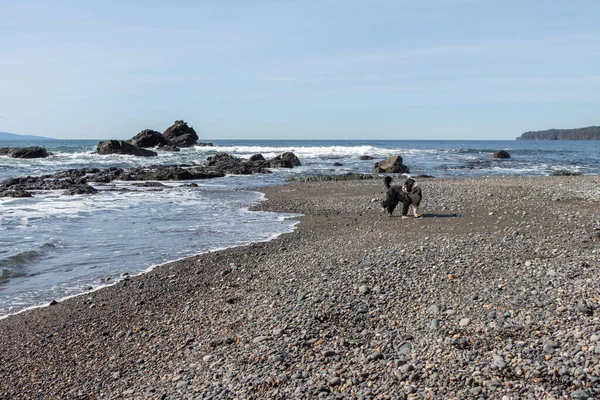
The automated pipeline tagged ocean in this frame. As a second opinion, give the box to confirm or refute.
[1,139,599,317]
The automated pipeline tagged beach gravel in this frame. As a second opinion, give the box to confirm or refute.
[1,175,599,399]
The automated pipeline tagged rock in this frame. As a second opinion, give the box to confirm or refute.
[427,304,441,313]
[490,150,510,159]
[252,335,268,343]
[491,356,506,369]
[49,299,58,306]
[248,154,265,162]
[162,120,198,147]
[372,155,409,173]
[62,184,98,195]
[127,129,171,148]
[270,152,302,168]
[0,190,32,198]
[97,140,157,157]
[428,319,440,330]
[459,318,471,327]
[1,146,49,159]
[551,170,583,176]
[329,376,341,386]
[570,390,591,399]
[332,162,343,167]
[196,142,214,147]
[367,350,383,361]
[359,155,374,160]
[358,285,370,294]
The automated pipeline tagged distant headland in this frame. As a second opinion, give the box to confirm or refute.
[0,132,56,141]
[517,126,600,140]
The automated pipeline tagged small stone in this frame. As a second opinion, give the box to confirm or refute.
[273,328,284,337]
[398,343,412,355]
[590,334,599,342]
[459,318,470,327]
[291,373,303,380]
[272,354,284,363]
[253,336,269,343]
[202,354,214,362]
[358,285,370,294]
[324,350,337,357]
[367,350,383,361]
[427,304,441,313]
[492,356,506,370]
[329,376,341,386]
[570,390,591,399]
[297,292,307,301]
[428,319,440,330]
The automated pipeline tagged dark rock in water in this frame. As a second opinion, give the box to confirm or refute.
[0,146,49,159]
[181,183,198,187]
[551,170,583,176]
[127,129,170,148]
[269,152,302,168]
[156,144,180,152]
[360,155,374,160]
[414,174,435,179]
[63,184,98,195]
[0,190,32,198]
[249,154,265,162]
[372,155,409,174]
[333,162,343,166]
[197,142,214,147]
[131,182,167,187]
[97,140,158,157]
[490,150,510,159]
[162,120,198,147]
[49,299,58,306]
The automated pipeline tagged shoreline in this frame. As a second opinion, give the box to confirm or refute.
[1,175,599,399]
[0,190,302,321]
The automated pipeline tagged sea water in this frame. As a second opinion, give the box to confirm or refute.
[1,139,599,316]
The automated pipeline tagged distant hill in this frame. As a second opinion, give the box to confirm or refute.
[517,126,600,140]
[0,131,56,141]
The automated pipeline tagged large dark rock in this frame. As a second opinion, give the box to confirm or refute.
[0,146,49,159]
[128,129,171,148]
[269,152,302,168]
[97,140,157,157]
[490,150,510,159]
[162,120,198,147]
[372,155,409,174]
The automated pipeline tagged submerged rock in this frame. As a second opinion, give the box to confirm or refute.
[490,150,510,159]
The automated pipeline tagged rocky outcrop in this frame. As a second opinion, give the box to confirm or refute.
[359,155,374,160]
[517,126,600,140]
[0,146,49,158]
[162,120,198,147]
[372,155,410,174]
[97,140,157,157]
[0,152,302,197]
[490,150,510,159]
[128,129,171,148]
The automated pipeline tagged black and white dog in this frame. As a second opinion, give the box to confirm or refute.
[381,176,422,218]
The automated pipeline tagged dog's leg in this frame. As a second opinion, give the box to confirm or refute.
[412,205,421,218]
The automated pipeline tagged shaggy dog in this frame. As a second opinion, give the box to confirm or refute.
[381,176,422,218]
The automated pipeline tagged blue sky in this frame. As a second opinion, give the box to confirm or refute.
[1,0,599,140]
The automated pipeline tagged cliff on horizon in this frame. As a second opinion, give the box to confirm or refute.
[0,131,56,141]
[517,126,600,140]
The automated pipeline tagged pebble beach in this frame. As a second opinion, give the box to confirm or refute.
[1,175,600,400]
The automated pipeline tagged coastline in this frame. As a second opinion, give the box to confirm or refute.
[1,175,599,399]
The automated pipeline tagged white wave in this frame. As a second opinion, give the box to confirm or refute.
[202,145,404,159]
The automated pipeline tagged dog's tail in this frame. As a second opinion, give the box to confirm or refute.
[383,176,393,189]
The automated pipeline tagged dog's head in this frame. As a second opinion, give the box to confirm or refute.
[402,178,416,192]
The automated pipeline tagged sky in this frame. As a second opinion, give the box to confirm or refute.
[1,0,599,140]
